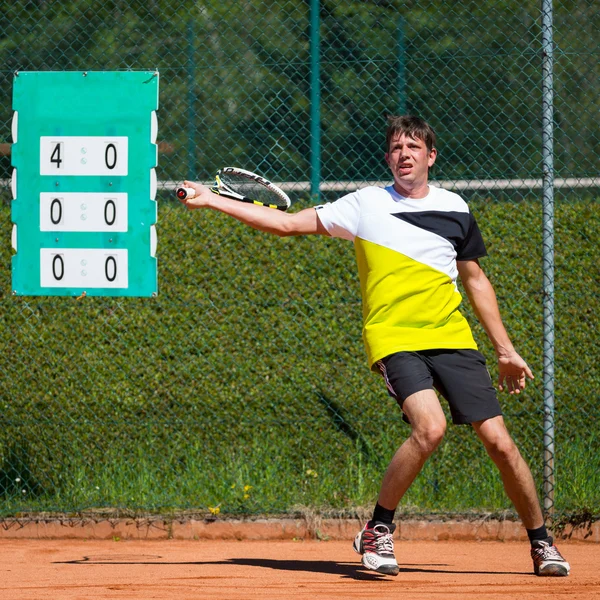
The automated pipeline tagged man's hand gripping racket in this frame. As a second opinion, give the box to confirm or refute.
[177,167,291,211]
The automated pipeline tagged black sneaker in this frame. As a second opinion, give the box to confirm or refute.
[352,522,399,576]
[531,539,570,576]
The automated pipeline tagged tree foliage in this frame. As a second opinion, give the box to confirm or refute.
[0,0,597,183]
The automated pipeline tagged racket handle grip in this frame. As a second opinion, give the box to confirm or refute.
[176,187,196,200]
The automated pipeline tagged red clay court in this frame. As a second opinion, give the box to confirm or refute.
[3,538,599,600]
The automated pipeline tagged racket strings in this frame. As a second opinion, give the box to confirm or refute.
[219,173,287,208]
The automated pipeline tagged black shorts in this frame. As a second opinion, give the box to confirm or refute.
[375,349,502,425]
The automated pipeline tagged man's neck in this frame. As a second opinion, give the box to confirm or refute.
[392,181,430,199]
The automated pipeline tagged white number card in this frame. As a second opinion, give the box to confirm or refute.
[40,136,128,176]
[40,248,128,288]
[39,193,128,232]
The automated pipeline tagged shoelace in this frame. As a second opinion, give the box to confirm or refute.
[534,543,564,561]
[366,525,394,554]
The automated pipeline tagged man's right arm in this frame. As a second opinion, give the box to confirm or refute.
[180,180,330,237]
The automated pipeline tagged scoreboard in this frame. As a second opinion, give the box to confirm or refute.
[11,71,159,297]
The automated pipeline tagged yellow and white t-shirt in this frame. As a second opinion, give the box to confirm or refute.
[315,185,487,368]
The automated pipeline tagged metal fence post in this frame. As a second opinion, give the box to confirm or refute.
[187,18,196,179]
[310,0,321,202]
[397,15,407,115]
[541,0,555,517]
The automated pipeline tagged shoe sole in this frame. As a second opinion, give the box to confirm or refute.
[361,555,399,576]
[376,563,400,576]
[534,564,570,577]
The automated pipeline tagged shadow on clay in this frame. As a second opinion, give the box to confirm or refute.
[54,555,531,579]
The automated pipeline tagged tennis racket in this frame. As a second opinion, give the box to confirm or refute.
[176,167,291,211]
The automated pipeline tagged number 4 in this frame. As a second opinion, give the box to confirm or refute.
[50,143,62,168]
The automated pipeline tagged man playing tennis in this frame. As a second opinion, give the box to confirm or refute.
[180,115,570,578]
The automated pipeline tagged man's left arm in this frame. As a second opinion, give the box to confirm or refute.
[457,259,534,394]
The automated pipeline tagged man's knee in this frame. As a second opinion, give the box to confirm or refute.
[411,421,446,456]
[485,431,520,466]
[403,389,446,456]
[474,416,522,466]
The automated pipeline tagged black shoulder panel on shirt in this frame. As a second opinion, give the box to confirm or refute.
[391,211,470,249]
[391,210,487,259]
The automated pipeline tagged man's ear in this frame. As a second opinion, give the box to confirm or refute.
[428,148,437,168]
[384,152,390,166]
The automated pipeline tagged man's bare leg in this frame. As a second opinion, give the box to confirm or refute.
[353,389,446,576]
[377,389,447,510]
[472,415,543,529]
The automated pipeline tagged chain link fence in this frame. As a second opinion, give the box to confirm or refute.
[0,1,598,522]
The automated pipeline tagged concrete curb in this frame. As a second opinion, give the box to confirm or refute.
[0,517,598,542]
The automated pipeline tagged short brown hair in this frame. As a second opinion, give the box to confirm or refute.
[385,115,436,153]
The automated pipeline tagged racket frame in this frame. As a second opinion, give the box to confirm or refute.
[210,167,291,211]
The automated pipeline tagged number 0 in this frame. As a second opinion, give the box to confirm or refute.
[52,255,64,280]
[104,199,116,226]
[105,144,117,170]
[105,256,117,282]
[50,198,62,224]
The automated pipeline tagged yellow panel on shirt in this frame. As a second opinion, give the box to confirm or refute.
[355,237,477,367]
[315,185,487,368]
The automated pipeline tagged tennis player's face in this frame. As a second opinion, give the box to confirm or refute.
[385,133,437,197]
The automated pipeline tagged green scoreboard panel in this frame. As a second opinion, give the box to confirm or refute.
[11,71,159,297]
